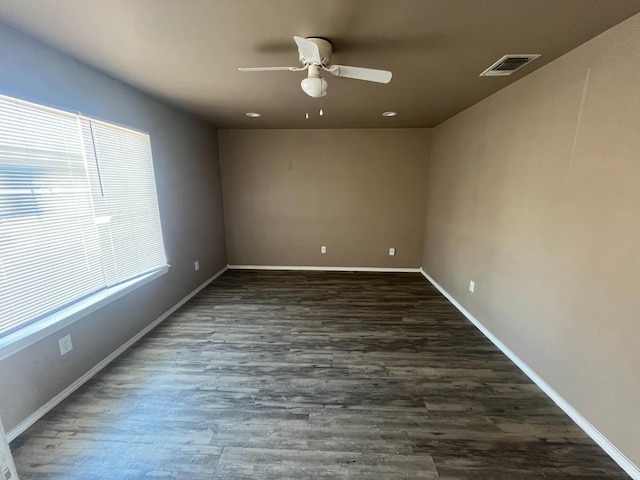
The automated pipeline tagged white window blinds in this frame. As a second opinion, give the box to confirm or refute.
[0,94,167,336]
[81,119,167,286]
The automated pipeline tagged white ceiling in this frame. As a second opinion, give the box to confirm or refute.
[0,0,639,128]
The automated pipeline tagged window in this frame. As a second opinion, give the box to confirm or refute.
[0,94,167,337]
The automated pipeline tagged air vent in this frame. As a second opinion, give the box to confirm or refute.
[480,54,541,77]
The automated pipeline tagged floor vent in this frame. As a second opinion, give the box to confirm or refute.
[480,54,541,76]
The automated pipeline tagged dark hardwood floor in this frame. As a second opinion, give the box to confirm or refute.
[11,270,628,479]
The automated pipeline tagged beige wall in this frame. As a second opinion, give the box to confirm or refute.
[219,129,430,268]
[422,13,640,467]
[0,23,227,433]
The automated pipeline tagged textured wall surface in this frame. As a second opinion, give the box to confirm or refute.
[0,23,227,432]
[219,128,430,268]
[422,13,640,467]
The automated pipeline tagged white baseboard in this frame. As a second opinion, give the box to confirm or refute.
[419,268,639,479]
[228,265,420,273]
[7,265,228,443]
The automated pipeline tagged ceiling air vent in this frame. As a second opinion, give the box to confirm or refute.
[480,54,541,77]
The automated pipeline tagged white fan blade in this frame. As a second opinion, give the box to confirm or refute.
[330,65,392,84]
[239,67,299,72]
[293,36,322,64]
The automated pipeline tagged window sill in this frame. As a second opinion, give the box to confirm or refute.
[0,265,170,362]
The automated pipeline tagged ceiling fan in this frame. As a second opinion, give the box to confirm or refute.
[239,36,392,98]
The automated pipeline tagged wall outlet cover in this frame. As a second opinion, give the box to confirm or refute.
[321,246,327,254]
[389,248,396,256]
[59,334,73,356]
[469,280,475,293]
[194,260,200,271]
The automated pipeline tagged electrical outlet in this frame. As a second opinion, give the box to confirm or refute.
[389,248,396,256]
[321,246,327,254]
[194,260,200,271]
[58,334,73,356]
[469,280,475,293]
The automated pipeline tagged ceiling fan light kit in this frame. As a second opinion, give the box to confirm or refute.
[239,36,392,98]
[301,65,328,97]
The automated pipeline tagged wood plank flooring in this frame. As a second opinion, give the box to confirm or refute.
[10,270,628,479]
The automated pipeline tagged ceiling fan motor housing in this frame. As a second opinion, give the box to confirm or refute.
[299,37,333,66]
